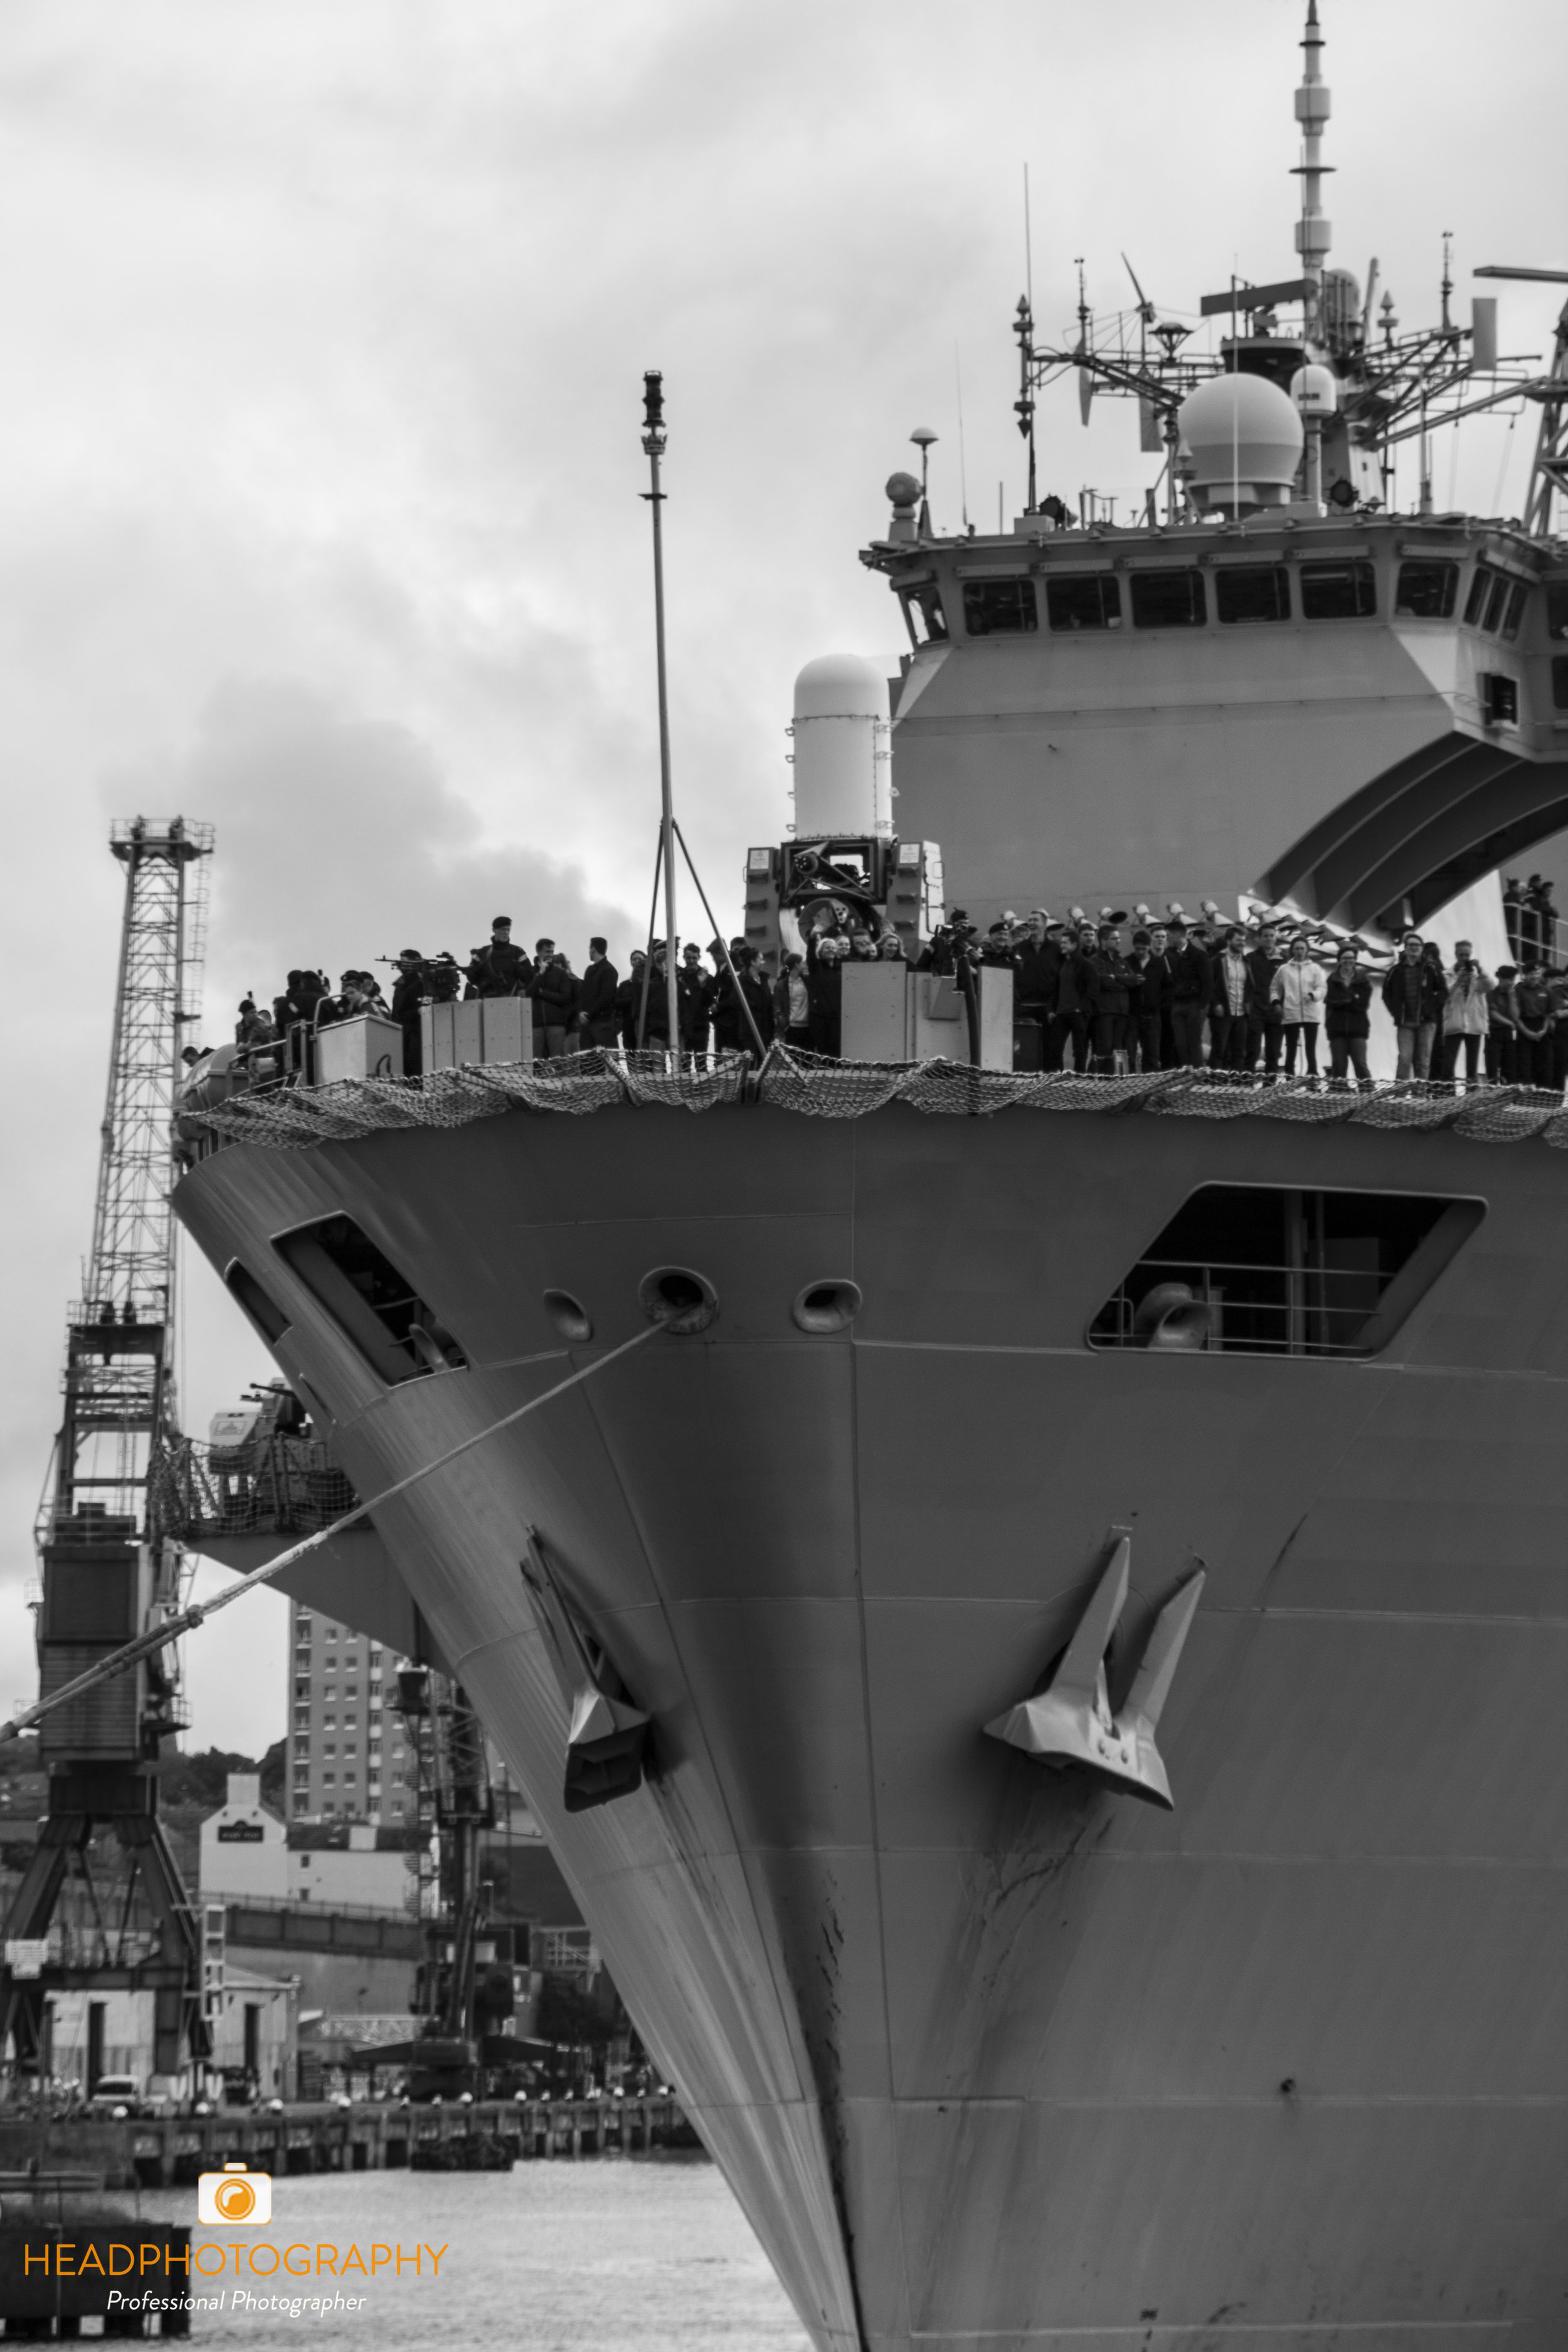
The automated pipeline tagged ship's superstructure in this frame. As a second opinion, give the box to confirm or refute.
[863,4,1568,948]
[148,9,1568,2346]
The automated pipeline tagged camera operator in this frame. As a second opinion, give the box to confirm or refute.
[1439,940,1491,1085]
[916,908,977,977]
[390,948,428,1074]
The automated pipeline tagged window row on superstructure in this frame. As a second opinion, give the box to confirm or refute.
[902,558,1568,665]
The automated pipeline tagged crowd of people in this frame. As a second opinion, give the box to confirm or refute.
[231,893,1568,1090]
[943,907,1560,1088]
[234,918,785,1074]
[1501,874,1560,966]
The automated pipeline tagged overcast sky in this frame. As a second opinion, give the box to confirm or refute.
[3,0,1562,1760]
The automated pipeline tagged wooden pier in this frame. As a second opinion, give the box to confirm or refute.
[0,2098,699,2190]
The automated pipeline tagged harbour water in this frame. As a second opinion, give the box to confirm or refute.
[134,2153,812,2348]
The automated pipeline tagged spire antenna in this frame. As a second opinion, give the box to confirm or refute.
[1293,0,1332,340]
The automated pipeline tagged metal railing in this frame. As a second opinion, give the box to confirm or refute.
[1091,1249,1391,1359]
[151,1436,358,1544]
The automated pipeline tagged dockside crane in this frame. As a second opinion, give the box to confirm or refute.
[1,817,216,2090]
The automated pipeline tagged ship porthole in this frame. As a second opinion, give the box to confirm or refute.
[543,1290,593,1343]
[639,1266,718,1335]
[792,1279,861,1335]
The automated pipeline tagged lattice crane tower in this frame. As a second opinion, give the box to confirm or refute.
[3,816,216,2089]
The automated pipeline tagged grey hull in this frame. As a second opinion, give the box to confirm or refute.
[174,1099,1568,2349]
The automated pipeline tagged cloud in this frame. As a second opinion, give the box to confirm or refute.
[125,674,641,1017]
[3,0,1564,1754]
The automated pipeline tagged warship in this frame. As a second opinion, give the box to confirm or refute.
[169,8,1568,2345]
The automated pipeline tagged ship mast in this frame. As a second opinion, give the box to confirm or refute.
[1004,0,1546,527]
[1293,0,1332,342]
[641,373,682,1061]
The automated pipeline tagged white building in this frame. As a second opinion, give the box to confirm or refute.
[45,1967,297,2104]
[199,1772,287,1900]
[201,1773,420,1914]
[285,1820,419,1911]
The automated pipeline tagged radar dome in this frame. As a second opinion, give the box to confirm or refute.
[1176,373,1305,514]
[794,654,887,722]
[791,655,891,837]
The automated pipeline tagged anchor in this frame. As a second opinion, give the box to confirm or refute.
[983,1536,1204,1810]
[521,1532,651,1814]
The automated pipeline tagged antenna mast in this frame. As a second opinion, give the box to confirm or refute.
[1293,0,1332,341]
[640,374,682,1062]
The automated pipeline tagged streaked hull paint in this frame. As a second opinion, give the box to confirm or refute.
[175,1100,1568,2348]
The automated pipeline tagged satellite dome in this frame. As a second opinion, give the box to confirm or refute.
[1290,363,1338,418]
[1176,373,1305,513]
[885,471,921,506]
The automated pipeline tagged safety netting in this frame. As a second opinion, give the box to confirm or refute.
[178,1049,1568,1157]
[151,1434,359,1544]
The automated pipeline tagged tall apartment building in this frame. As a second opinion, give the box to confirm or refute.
[287,1598,416,1826]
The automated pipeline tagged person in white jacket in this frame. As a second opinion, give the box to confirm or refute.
[1439,940,1493,1085]
[1269,934,1328,1076]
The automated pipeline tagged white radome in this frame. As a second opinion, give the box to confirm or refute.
[791,654,891,838]
[1177,372,1305,509]
[1290,362,1338,417]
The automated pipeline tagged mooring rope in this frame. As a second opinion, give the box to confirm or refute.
[4,1322,663,1744]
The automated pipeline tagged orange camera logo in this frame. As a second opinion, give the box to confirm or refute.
[197,2162,272,2225]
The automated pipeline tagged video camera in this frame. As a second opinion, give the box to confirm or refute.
[780,837,896,919]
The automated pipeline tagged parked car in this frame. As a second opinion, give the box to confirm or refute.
[84,2075,142,2119]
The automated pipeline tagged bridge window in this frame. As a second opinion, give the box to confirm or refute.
[1547,585,1568,640]
[1300,561,1376,619]
[1046,573,1121,632]
[1464,562,1514,633]
[900,585,948,647]
[1130,569,1206,628]
[1501,581,1529,640]
[1088,1184,1483,1359]
[274,1215,466,1384]
[1215,564,1290,624]
[1395,559,1459,618]
[962,577,1037,635]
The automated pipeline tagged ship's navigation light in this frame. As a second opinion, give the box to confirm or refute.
[791,1281,862,1336]
[640,369,665,457]
[639,1267,718,1335]
[543,1290,593,1343]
